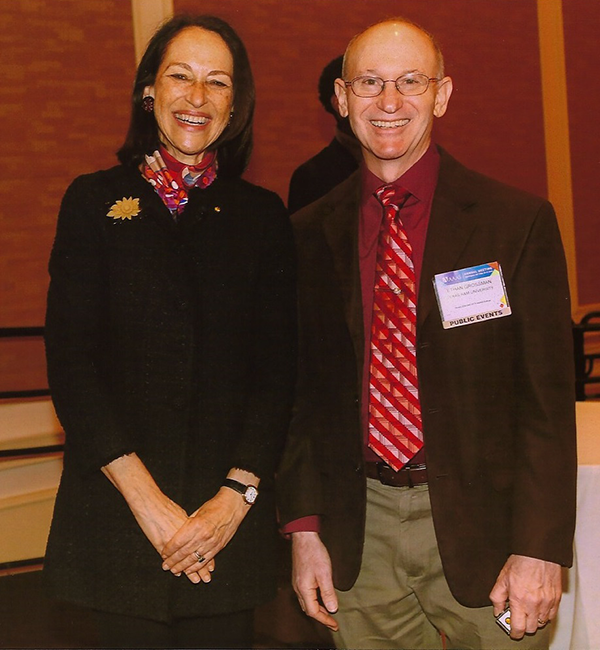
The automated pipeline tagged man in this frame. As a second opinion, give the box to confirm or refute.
[287,56,361,214]
[277,17,576,650]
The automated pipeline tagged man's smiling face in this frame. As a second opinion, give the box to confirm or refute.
[335,21,453,182]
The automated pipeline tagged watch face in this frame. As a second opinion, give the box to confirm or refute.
[245,486,258,504]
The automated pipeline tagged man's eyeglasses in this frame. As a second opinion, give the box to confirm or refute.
[345,73,442,98]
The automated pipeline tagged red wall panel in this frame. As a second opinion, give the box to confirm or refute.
[175,0,546,202]
[2,0,596,342]
[0,0,135,327]
[564,0,600,306]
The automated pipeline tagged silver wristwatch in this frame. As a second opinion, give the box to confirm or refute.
[223,478,259,505]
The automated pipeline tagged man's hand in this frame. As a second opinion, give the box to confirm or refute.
[489,554,562,640]
[291,531,339,631]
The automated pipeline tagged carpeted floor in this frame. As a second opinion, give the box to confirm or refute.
[0,569,332,649]
[0,570,98,648]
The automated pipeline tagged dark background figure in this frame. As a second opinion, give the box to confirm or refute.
[43,14,296,649]
[287,55,361,214]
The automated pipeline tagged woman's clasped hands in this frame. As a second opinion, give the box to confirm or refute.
[160,486,251,585]
[102,454,256,587]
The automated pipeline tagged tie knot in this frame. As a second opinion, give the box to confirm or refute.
[375,184,410,209]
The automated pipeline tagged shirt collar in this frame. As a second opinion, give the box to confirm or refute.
[361,142,440,208]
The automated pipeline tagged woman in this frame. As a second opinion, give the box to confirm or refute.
[44,14,296,649]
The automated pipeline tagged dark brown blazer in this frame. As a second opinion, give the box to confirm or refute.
[277,147,576,607]
[44,165,296,622]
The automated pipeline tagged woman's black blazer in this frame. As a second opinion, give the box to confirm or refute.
[44,164,296,622]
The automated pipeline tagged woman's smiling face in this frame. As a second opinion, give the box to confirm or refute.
[144,26,234,165]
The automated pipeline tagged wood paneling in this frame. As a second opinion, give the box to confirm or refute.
[537,0,576,305]
[131,0,173,63]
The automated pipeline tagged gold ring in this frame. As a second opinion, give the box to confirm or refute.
[537,619,547,626]
[193,550,205,563]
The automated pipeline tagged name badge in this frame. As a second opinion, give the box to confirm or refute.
[433,262,511,329]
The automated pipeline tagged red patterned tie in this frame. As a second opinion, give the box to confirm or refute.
[368,184,423,470]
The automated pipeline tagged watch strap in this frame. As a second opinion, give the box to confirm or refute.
[223,478,247,496]
[222,478,258,504]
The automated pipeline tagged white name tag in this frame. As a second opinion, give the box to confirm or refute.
[433,262,511,329]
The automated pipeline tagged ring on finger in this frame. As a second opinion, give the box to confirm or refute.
[193,550,205,563]
[537,618,548,626]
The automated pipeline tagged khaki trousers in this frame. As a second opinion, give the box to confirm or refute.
[332,479,551,650]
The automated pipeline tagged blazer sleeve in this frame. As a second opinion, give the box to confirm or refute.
[229,194,298,481]
[45,175,137,474]
[509,200,577,565]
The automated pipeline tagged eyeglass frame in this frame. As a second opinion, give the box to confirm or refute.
[344,73,443,98]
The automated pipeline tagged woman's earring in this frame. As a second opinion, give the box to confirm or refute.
[228,111,234,125]
[142,96,155,113]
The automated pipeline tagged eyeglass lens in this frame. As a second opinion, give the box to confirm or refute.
[351,73,432,97]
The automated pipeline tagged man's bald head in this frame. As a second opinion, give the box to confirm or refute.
[342,17,445,80]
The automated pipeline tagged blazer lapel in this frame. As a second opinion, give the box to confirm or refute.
[418,150,480,328]
[321,174,364,374]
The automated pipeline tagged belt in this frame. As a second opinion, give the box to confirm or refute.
[364,461,428,488]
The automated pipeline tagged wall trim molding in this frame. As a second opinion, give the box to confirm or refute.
[537,0,578,313]
[131,0,174,64]
[574,302,600,324]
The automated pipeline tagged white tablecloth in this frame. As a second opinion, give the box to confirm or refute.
[550,402,600,650]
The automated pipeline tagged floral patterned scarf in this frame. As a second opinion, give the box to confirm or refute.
[141,147,217,216]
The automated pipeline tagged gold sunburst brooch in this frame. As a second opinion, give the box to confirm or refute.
[107,197,141,220]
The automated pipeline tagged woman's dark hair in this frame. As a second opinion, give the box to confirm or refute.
[117,14,255,178]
